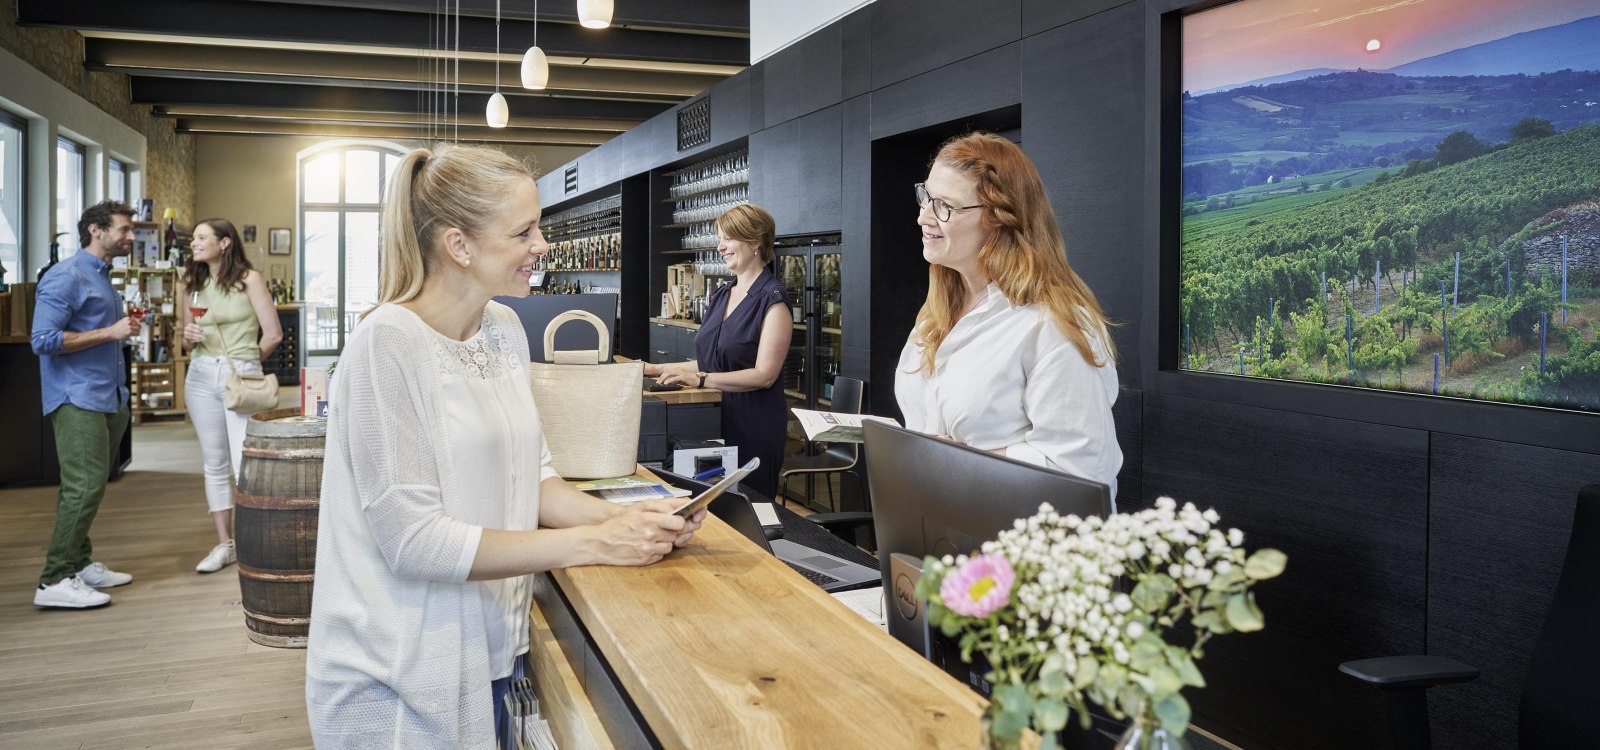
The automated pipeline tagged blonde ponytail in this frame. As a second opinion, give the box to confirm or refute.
[366,143,536,320]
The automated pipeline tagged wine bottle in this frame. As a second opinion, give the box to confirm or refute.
[38,233,65,281]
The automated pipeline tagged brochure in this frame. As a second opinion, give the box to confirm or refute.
[791,408,900,444]
[568,472,691,503]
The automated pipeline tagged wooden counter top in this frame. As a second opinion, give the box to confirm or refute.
[649,317,701,330]
[644,384,721,405]
[549,512,986,749]
[0,336,28,345]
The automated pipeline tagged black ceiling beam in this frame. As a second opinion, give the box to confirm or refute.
[85,38,722,99]
[173,117,615,146]
[232,0,749,33]
[17,0,748,66]
[130,78,672,121]
[108,67,684,105]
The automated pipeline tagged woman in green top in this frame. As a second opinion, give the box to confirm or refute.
[180,218,283,573]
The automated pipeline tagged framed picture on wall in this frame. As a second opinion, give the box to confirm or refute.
[269,227,292,256]
[243,224,258,244]
[269,263,287,282]
[1174,0,1600,413]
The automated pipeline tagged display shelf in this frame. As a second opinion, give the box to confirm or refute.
[539,193,625,276]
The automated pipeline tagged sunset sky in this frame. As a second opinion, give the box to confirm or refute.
[1184,0,1600,93]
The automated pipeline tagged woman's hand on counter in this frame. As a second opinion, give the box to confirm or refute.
[654,362,699,386]
[588,506,690,565]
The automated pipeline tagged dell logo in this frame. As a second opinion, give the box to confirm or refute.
[893,572,920,620]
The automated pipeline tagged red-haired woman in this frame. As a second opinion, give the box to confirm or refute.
[897,132,1123,505]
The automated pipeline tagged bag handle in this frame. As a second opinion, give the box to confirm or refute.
[542,310,610,364]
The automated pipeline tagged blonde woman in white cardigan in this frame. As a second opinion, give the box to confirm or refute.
[306,144,704,750]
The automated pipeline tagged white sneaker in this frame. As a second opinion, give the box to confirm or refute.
[76,561,133,588]
[34,577,111,608]
[196,541,236,573]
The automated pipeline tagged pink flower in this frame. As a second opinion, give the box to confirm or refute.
[940,553,1014,618]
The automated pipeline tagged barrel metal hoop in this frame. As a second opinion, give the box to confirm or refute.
[242,607,312,626]
[237,562,315,582]
[241,446,326,461]
[234,491,320,510]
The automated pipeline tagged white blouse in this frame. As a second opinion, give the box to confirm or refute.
[895,284,1122,505]
[306,302,558,750]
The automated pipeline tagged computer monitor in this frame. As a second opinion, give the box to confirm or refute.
[863,421,1111,684]
[492,293,618,363]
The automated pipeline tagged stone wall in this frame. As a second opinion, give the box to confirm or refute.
[0,0,195,222]
[1521,203,1600,286]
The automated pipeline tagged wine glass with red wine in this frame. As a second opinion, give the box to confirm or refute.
[189,291,208,320]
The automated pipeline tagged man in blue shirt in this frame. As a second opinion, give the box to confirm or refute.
[30,201,141,609]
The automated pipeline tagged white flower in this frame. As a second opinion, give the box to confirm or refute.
[1127,621,1145,639]
[1112,594,1132,613]
[1228,528,1244,547]
[1202,508,1221,524]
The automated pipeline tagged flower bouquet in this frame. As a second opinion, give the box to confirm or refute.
[917,498,1286,750]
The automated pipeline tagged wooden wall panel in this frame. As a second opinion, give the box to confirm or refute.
[1023,0,1135,37]
[1022,5,1148,387]
[762,21,843,127]
[748,105,842,237]
[868,0,1021,90]
[868,43,1022,140]
[1142,393,1428,749]
[1426,435,1600,749]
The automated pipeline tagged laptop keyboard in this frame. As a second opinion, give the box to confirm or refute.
[785,561,842,586]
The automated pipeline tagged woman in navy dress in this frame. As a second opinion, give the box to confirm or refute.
[647,204,792,499]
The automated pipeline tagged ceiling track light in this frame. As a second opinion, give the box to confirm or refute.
[487,0,507,127]
[522,0,549,89]
[577,0,613,30]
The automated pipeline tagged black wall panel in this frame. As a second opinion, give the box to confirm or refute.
[762,21,843,127]
[1022,4,1147,387]
[709,66,763,151]
[1023,0,1135,37]
[1426,435,1600,749]
[869,43,1022,140]
[1142,393,1427,750]
[869,0,1021,90]
[748,105,842,237]
[840,95,872,361]
[1112,388,1141,506]
[840,11,872,99]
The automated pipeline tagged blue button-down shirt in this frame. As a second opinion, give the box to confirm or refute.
[31,250,129,415]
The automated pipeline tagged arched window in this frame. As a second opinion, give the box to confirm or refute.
[298,141,404,353]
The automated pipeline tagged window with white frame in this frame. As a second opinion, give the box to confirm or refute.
[300,144,403,353]
[55,137,85,254]
[108,158,128,206]
[0,111,23,281]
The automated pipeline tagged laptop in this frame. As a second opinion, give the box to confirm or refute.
[655,469,880,593]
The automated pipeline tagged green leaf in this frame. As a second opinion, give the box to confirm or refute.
[991,705,1030,742]
[1033,698,1070,732]
[1191,610,1225,633]
[1154,693,1192,736]
[1148,664,1184,698]
[940,614,962,638]
[1073,656,1099,690]
[1130,640,1164,672]
[1206,567,1247,591]
[1132,575,1176,613]
[1039,731,1060,750]
[1039,666,1069,696]
[995,682,1032,712]
[1225,592,1265,632]
[1245,548,1288,580]
[1166,648,1206,687]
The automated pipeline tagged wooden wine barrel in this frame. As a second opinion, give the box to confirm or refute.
[234,408,325,648]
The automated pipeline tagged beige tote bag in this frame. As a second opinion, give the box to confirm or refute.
[528,310,642,479]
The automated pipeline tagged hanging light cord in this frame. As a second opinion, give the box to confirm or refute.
[495,0,501,93]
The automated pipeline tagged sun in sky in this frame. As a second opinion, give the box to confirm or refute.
[1366,38,1382,52]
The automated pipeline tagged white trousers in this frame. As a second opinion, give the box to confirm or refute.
[186,355,264,513]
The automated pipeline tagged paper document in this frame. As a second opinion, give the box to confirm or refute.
[831,586,887,632]
[568,472,691,503]
[791,409,900,444]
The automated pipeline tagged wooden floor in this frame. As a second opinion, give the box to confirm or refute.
[0,417,313,749]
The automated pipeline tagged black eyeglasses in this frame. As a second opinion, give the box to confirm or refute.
[914,183,983,222]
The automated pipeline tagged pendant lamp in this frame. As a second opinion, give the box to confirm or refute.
[487,0,508,127]
[577,0,613,29]
[521,0,549,89]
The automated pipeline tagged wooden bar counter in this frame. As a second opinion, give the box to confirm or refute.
[530,512,985,749]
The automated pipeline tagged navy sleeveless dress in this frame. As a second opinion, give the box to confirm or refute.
[694,270,790,500]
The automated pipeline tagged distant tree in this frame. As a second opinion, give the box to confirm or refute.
[1299,182,1309,193]
[1510,117,1556,142]
[1376,156,1391,167]
[1205,196,1222,212]
[1435,131,1492,165]
[1335,179,1351,189]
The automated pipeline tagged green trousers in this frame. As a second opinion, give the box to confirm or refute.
[39,404,130,586]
